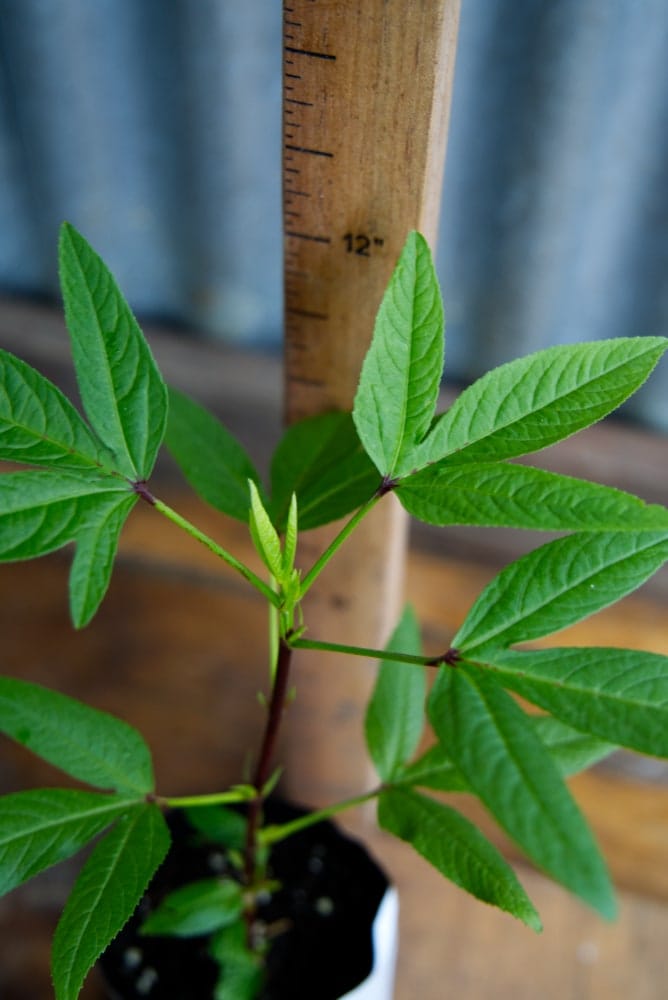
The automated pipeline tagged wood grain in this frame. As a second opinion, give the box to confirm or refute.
[283,0,460,419]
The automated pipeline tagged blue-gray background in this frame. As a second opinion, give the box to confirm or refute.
[1,0,666,429]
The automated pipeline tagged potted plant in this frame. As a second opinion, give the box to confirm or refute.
[1,224,667,999]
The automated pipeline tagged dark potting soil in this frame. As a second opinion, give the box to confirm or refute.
[99,800,389,1000]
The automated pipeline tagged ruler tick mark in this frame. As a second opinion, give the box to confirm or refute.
[286,230,331,244]
[285,143,334,158]
[284,46,336,61]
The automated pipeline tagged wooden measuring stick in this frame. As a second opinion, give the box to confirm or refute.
[281,0,461,809]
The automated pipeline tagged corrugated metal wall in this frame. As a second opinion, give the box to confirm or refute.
[0,0,666,428]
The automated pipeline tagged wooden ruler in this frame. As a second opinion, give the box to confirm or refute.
[283,0,460,422]
[281,0,460,809]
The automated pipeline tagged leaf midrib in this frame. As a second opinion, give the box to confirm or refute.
[0,698,148,794]
[0,414,118,474]
[441,342,661,458]
[461,533,668,651]
[386,261,432,475]
[68,238,138,479]
[458,675,588,858]
[0,795,137,847]
[55,809,145,995]
[487,657,668,712]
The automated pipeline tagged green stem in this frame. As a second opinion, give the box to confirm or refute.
[268,578,280,681]
[259,789,380,846]
[299,494,380,597]
[290,635,432,667]
[161,788,255,809]
[153,498,280,607]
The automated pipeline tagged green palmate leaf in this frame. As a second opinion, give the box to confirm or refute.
[165,387,263,522]
[0,789,139,897]
[365,606,426,781]
[353,232,444,478]
[269,411,379,532]
[0,470,137,625]
[420,337,668,467]
[141,878,244,938]
[248,480,284,581]
[428,666,615,917]
[58,222,168,480]
[378,788,541,930]
[397,461,668,532]
[52,804,170,1000]
[479,647,668,758]
[0,351,114,472]
[398,715,613,793]
[0,676,154,794]
[454,530,668,653]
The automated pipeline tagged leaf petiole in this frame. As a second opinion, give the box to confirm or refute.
[259,789,380,846]
[289,635,434,667]
[161,787,256,809]
[299,494,380,597]
[152,498,281,607]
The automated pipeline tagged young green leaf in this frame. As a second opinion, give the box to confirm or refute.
[269,411,379,532]
[428,665,615,917]
[141,878,243,938]
[52,804,170,1000]
[479,647,668,758]
[248,480,284,581]
[353,232,444,478]
[0,676,154,794]
[165,387,264,522]
[397,462,668,532]
[0,789,139,896]
[0,351,114,472]
[282,492,298,578]
[420,337,668,467]
[453,530,668,653]
[58,222,168,480]
[365,605,426,781]
[378,787,541,931]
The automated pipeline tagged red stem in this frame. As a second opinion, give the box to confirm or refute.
[244,637,293,885]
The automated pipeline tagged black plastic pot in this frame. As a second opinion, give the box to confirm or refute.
[99,801,395,1000]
